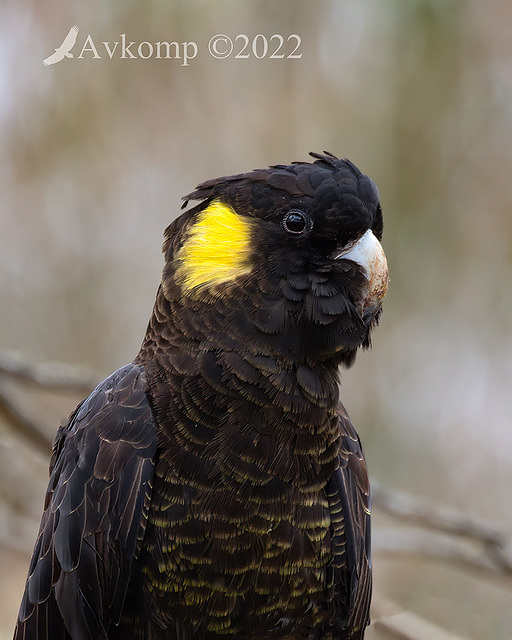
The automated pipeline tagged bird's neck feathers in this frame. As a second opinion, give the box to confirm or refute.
[137,284,344,423]
[137,291,343,486]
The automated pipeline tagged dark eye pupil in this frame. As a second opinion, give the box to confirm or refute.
[283,210,310,234]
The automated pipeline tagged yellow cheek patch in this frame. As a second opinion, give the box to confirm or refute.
[175,200,254,292]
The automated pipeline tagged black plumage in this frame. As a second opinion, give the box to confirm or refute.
[14,152,387,640]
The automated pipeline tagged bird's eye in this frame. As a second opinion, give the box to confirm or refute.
[282,209,312,236]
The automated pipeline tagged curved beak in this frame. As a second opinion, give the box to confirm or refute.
[336,229,389,320]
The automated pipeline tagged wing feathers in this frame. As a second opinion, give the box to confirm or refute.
[14,363,157,640]
[326,405,372,638]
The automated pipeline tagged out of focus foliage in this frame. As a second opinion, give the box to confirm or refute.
[1,1,511,639]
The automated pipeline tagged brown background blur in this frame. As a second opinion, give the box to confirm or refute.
[1,1,511,639]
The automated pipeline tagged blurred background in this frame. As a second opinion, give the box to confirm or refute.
[1,1,511,638]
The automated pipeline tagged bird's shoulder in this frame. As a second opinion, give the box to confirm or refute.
[52,362,155,457]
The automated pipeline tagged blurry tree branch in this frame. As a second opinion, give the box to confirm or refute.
[0,350,97,455]
[0,384,51,455]
[372,483,512,578]
[0,350,96,393]
[371,596,468,640]
[372,482,507,549]
[373,527,512,587]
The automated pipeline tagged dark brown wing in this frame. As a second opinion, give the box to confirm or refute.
[326,403,372,639]
[14,364,157,640]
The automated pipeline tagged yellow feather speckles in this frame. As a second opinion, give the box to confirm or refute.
[175,200,254,292]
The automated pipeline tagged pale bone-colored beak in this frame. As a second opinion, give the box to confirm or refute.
[336,229,389,317]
